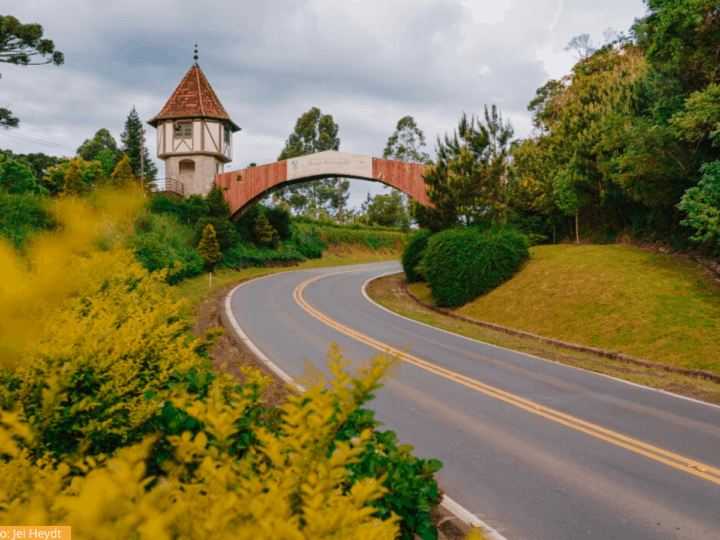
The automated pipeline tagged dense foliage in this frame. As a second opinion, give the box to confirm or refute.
[0,193,443,539]
[401,228,433,283]
[127,212,204,285]
[423,227,530,307]
[0,190,54,249]
[508,0,720,256]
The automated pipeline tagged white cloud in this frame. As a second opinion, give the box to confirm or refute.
[1,0,647,210]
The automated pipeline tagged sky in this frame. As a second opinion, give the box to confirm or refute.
[2,0,648,210]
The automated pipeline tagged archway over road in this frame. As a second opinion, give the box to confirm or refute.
[214,150,432,218]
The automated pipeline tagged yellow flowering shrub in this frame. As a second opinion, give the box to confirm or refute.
[0,348,403,539]
[0,190,444,539]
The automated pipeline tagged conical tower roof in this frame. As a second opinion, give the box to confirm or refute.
[147,64,240,131]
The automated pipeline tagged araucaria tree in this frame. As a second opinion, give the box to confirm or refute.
[0,14,64,129]
[120,105,157,185]
[415,104,514,231]
[275,107,347,219]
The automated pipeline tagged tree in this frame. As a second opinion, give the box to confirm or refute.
[0,15,64,129]
[677,160,720,245]
[360,190,409,229]
[63,157,85,197]
[416,104,514,231]
[120,105,157,184]
[383,116,431,217]
[253,212,279,249]
[43,156,104,195]
[109,155,136,189]
[206,181,231,219]
[0,155,45,194]
[275,107,342,218]
[197,224,223,287]
[553,162,588,244]
[77,128,120,167]
[383,116,431,165]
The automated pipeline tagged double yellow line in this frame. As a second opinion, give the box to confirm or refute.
[293,266,720,487]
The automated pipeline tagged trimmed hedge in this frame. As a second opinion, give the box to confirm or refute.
[423,227,530,307]
[401,228,433,283]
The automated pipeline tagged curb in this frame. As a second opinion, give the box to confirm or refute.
[221,269,508,540]
[398,279,720,386]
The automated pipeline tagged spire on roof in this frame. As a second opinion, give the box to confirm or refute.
[193,43,199,67]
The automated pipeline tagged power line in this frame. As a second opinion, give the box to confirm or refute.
[2,63,133,104]
[0,131,77,152]
[3,66,128,106]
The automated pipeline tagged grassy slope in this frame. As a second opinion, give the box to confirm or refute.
[410,245,720,373]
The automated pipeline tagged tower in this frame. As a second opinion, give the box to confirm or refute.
[147,46,240,197]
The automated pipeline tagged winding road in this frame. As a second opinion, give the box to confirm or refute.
[226,261,720,540]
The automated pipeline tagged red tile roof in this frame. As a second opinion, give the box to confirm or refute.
[147,65,240,131]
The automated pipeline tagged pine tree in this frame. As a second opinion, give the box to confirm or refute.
[110,155,137,189]
[206,181,231,218]
[120,105,157,183]
[197,224,223,286]
[253,212,279,248]
[63,157,85,197]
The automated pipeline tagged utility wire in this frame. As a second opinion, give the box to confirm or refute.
[0,132,77,152]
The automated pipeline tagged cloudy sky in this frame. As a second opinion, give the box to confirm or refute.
[3,0,647,210]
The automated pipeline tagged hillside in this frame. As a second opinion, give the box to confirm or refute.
[409,245,720,373]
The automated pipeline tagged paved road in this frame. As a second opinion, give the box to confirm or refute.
[228,261,720,540]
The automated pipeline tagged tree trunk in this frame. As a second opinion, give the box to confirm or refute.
[209,272,212,288]
[337,178,343,224]
[575,212,579,245]
[553,224,556,245]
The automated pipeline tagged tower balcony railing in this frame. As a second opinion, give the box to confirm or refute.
[151,177,185,198]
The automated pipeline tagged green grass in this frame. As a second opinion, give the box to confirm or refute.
[175,245,401,307]
[410,245,720,373]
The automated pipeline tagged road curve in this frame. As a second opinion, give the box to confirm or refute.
[227,261,720,540]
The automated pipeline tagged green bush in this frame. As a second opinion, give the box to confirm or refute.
[128,212,204,284]
[265,206,293,240]
[291,224,328,259]
[148,193,185,218]
[194,217,237,252]
[401,228,433,283]
[0,191,55,250]
[220,241,306,269]
[236,205,293,243]
[424,227,530,307]
[335,407,442,540]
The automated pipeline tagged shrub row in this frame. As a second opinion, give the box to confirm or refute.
[297,223,407,251]
[293,215,406,233]
[220,241,306,269]
[401,228,433,283]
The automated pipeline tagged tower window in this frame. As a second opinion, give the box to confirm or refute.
[224,126,230,144]
[179,159,195,172]
[175,122,192,137]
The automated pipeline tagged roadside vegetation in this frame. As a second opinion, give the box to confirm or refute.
[0,189,446,540]
[408,244,720,373]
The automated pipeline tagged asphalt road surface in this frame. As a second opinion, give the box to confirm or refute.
[227,261,720,540]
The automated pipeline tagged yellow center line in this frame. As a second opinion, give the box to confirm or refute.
[293,267,720,486]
